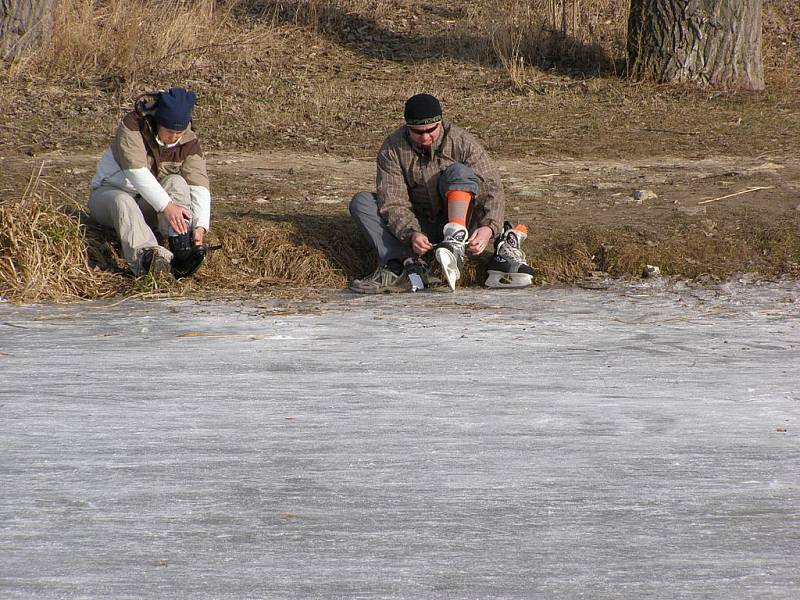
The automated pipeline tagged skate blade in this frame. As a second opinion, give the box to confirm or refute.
[435,247,459,291]
[485,271,533,289]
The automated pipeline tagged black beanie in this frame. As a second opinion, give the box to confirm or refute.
[404,93,442,126]
[155,87,196,131]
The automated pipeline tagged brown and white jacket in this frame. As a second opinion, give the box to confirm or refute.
[91,104,211,230]
[376,122,504,243]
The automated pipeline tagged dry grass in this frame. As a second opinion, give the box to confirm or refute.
[197,218,369,289]
[0,170,375,302]
[2,173,798,303]
[8,0,248,85]
[8,0,795,88]
[474,0,627,88]
[528,221,800,283]
[1,1,797,158]
[0,169,121,302]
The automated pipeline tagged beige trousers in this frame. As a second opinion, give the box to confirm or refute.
[88,175,192,275]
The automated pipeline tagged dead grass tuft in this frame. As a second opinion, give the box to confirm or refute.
[9,0,244,84]
[0,168,121,302]
[473,0,627,89]
[192,217,373,290]
[199,220,342,288]
[526,220,800,284]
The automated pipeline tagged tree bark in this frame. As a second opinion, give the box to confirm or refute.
[628,0,764,91]
[1,0,57,60]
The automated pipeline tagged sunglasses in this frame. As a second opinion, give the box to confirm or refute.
[408,123,440,136]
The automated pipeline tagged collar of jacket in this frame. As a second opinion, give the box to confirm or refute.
[131,111,197,177]
[405,121,448,158]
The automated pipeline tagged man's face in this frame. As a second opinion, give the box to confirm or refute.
[407,121,441,148]
[157,125,186,146]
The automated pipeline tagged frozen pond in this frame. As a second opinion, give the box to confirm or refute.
[1,280,799,599]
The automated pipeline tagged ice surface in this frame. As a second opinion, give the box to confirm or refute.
[1,281,799,599]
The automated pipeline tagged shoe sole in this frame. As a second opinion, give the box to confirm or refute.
[348,282,411,294]
[485,271,533,289]
[349,286,407,294]
[435,247,460,292]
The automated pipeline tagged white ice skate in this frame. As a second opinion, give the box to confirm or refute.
[485,222,535,288]
[435,222,468,291]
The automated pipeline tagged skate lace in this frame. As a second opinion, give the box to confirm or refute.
[498,241,527,264]
[439,238,466,258]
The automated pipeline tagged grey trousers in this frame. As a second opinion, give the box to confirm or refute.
[349,163,481,265]
[88,174,192,275]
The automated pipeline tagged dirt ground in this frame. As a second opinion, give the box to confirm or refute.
[2,146,799,286]
[1,0,799,295]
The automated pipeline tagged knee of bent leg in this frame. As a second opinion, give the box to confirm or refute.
[439,163,480,196]
[349,191,377,217]
[160,174,191,201]
[104,190,140,218]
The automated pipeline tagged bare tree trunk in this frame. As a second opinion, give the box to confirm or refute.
[1,0,57,60]
[628,0,764,91]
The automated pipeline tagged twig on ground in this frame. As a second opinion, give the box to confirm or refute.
[638,128,700,136]
[698,186,775,205]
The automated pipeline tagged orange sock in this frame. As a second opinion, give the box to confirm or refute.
[446,190,472,226]
[513,224,528,234]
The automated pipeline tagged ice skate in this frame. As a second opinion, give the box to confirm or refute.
[485,222,535,288]
[403,257,429,292]
[435,222,468,291]
[168,229,207,279]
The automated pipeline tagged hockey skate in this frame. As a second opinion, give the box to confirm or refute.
[434,222,468,291]
[168,229,207,279]
[485,222,535,288]
[403,257,429,292]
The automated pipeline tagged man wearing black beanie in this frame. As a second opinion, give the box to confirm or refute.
[349,93,533,292]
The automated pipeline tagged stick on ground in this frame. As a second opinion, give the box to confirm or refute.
[698,186,775,205]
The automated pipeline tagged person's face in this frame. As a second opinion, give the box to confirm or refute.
[407,121,441,147]
[157,125,186,146]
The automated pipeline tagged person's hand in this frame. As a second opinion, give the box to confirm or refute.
[193,227,206,246]
[410,232,433,256]
[467,226,493,255]
[162,201,192,235]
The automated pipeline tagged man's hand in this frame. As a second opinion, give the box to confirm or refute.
[193,227,206,245]
[467,226,493,255]
[162,201,192,235]
[410,232,433,256]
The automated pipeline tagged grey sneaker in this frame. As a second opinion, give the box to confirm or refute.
[349,266,411,294]
[139,248,173,278]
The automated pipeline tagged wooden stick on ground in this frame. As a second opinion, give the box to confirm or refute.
[698,186,775,205]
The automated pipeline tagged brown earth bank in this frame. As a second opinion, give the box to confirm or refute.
[1,149,799,302]
[1,0,799,301]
